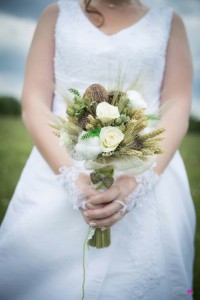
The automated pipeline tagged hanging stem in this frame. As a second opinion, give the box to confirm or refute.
[82,226,94,300]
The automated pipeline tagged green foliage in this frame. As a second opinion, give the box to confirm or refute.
[147,114,160,121]
[0,117,33,222]
[179,133,200,297]
[90,165,114,189]
[67,88,95,118]
[81,127,101,140]
[0,96,21,116]
[189,117,200,133]
[68,88,80,97]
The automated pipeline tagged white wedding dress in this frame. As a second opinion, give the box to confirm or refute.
[0,1,196,299]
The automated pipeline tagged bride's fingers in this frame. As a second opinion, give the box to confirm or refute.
[84,186,100,197]
[88,185,120,205]
[85,202,105,210]
[79,203,106,225]
[79,208,92,224]
[89,210,127,228]
[84,201,125,219]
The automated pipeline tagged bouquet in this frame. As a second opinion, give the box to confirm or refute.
[50,82,165,249]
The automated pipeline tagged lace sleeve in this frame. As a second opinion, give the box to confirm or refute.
[126,168,160,212]
[55,165,88,210]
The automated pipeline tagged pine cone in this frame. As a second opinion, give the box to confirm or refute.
[77,111,90,130]
[132,136,144,150]
[83,84,108,105]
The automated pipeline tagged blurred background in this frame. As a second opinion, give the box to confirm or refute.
[0,0,199,298]
[0,0,200,116]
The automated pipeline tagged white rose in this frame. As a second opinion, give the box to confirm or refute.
[96,102,120,123]
[100,126,124,152]
[75,131,102,160]
[126,90,147,110]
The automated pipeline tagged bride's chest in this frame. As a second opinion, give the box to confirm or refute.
[57,26,163,68]
[54,3,169,77]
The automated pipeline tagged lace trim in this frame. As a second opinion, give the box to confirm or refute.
[56,166,87,210]
[126,168,160,211]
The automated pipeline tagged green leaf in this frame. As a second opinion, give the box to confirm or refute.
[102,177,114,188]
[147,114,160,121]
[81,128,101,140]
[97,165,114,177]
[68,88,81,97]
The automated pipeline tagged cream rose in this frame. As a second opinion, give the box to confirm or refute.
[100,126,124,152]
[96,102,120,123]
[75,131,102,160]
[126,90,147,110]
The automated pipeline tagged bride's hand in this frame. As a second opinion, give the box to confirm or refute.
[77,173,108,224]
[80,175,138,228]
[56,166,100,210]
[75,172,96,195]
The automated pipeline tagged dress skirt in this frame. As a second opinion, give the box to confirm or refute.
[0,146,196,300]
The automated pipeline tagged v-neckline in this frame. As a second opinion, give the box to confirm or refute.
[76,0,153,38]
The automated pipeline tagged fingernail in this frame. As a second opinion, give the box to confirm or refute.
[86,201,92,207]
[90,222,97,227]
[84,211,89,217]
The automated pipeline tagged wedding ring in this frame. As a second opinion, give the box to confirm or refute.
[113,199,127,213]
[113,199,126,208]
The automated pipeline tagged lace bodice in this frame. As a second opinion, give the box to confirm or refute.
[52,0,173,116]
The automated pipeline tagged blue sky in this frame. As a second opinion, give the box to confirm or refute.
[0,0,200,118]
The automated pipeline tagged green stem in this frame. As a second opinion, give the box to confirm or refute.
[95,183,105,190]
[82,226,94,300]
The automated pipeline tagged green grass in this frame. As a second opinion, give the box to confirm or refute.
[0,117,33,221]
[179,132,200,299]
[0,117,199,298]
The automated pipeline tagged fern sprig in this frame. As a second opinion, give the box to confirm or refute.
[81,128,101,140]
[68,88,81,97]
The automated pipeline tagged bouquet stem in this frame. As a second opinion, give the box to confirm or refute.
[88,228,111,248]
[88,165,114,249]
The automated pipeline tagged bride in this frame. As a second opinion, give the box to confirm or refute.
[0,0,196,299]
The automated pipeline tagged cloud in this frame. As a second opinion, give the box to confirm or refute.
[0,0,52,19]
[0,12,36,54]
[0,12,36,97]
[0,49,25,73]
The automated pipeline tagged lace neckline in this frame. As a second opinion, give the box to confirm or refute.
[75,1,154,38]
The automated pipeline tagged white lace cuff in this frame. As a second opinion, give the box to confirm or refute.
[56,165,87,210]
[125,168,160,212]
